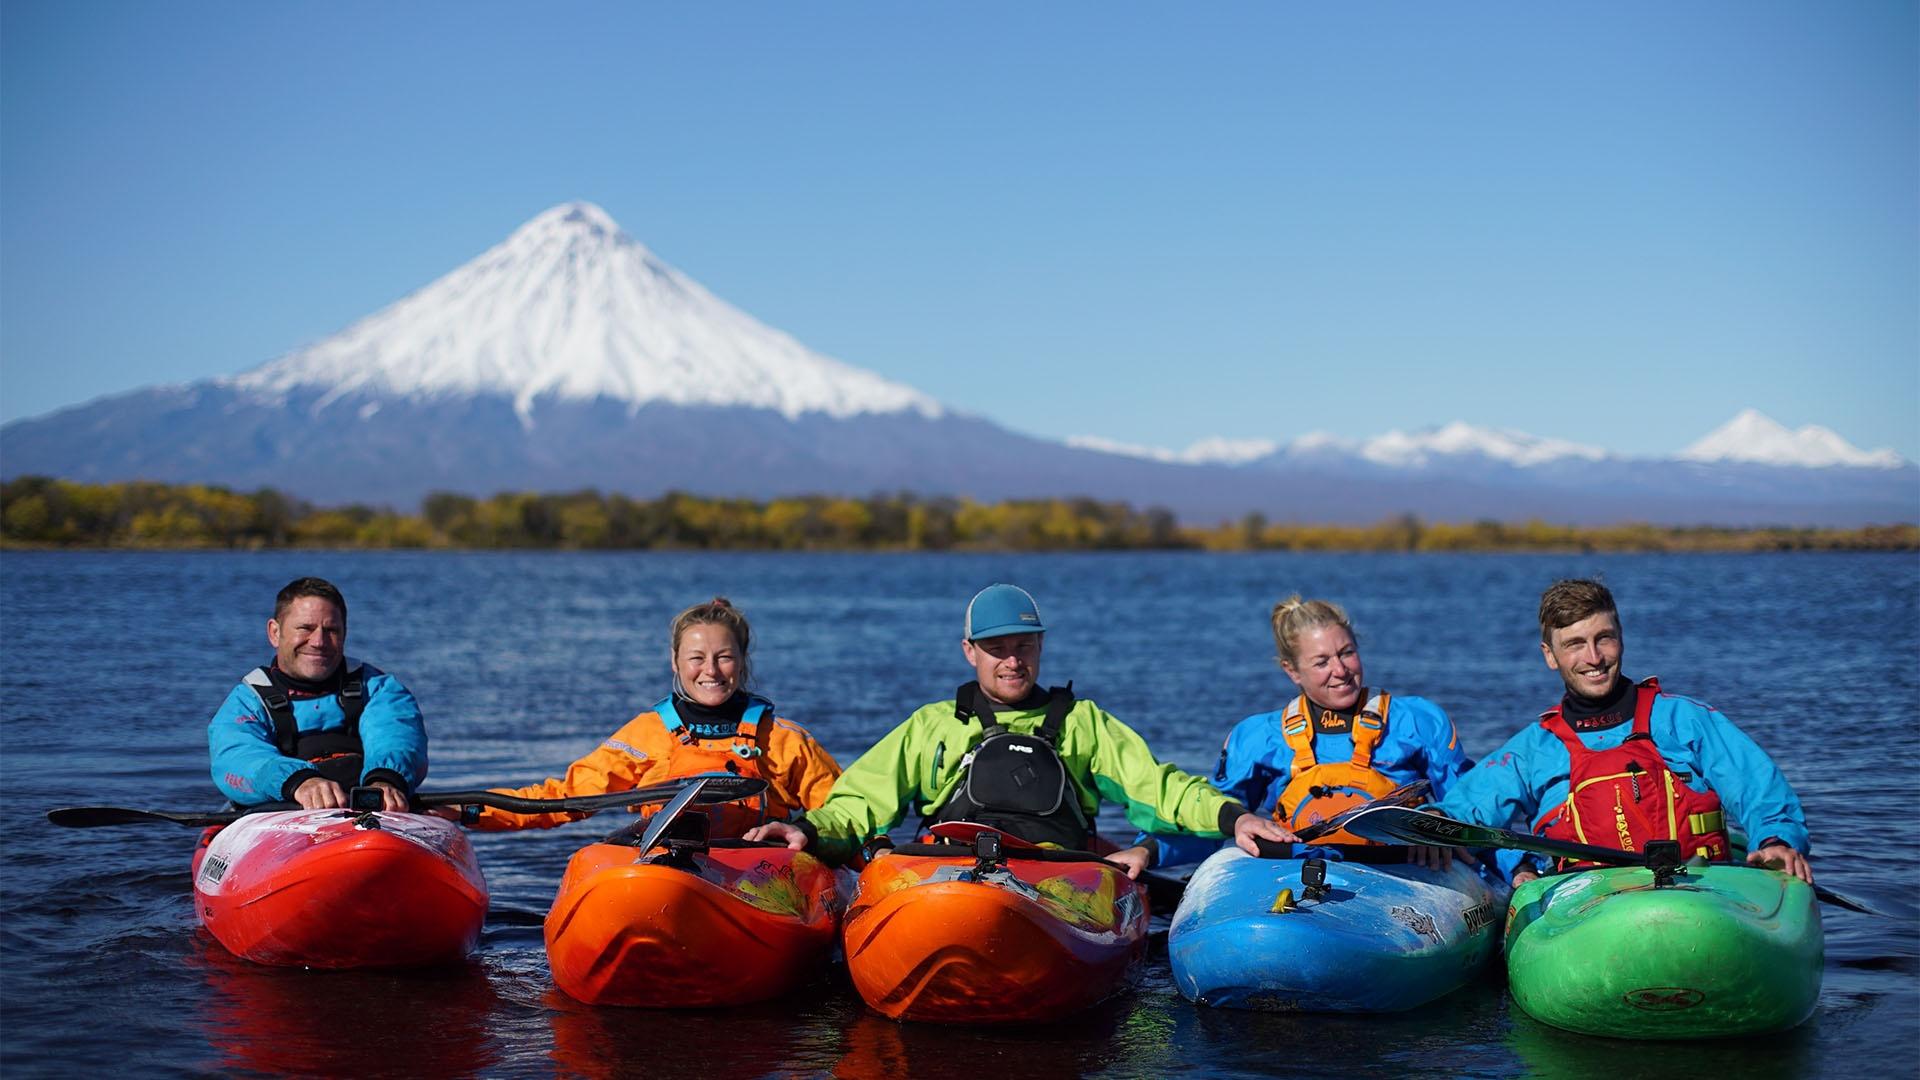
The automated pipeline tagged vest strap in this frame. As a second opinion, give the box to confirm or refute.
[1280,690,1390,771]
[246,663,367,759]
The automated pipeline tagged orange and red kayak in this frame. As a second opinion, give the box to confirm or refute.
[841,835,1149,1023]
[191,808,488,968]
[544,839,846,1007]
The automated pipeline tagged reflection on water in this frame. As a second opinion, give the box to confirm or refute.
[191,940,506,1077]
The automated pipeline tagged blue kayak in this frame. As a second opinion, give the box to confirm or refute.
[1168,848,1509,1012]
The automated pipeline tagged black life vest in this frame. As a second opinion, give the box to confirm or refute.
[926,681,1090,849]
[242,663,368,788]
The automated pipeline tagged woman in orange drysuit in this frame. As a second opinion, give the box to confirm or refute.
[457,597,841,836]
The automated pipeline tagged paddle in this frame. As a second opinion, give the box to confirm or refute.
[1290,779,1433,845]
[1343,805,1885,916]
[632,777,708,856]
[1138,780,1440,906]
[46,775,768,829]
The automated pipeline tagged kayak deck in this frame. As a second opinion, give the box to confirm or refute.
[192,809,488,969]
[544,840,845,1007]
[1169,847,1507,1012]
[1505,863,1823,1039]
[842,846,1147,1024]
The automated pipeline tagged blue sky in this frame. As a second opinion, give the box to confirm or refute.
[2,2,1914,458]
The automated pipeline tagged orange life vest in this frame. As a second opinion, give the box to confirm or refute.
[1273,690,1400,845]
[1533,677,1730,869]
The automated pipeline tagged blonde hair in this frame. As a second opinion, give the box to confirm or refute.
[1270,595,1356,669]
[670,596,753,687]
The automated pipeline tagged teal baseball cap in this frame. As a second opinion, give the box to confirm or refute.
[964,584,1046,641]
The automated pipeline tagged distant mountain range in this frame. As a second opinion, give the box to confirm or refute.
[2,202,1912,526]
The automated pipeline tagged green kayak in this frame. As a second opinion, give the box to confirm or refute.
[1504,863,1822,1039]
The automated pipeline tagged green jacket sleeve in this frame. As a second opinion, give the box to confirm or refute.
[1071,701,1235,837]
[801,704,942,863]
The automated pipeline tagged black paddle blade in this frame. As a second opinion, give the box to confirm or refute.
[1291,779,1433,844]
[47,807,242,828]
[634,778,708,856]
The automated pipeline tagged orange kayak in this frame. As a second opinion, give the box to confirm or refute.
[545,838,846,1007]
[842,836,1148,1023]
[191,808,488,969]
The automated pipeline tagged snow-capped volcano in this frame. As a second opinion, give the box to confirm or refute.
[227,201,942,423]
[3,204,1913,527]
[1679,409,1903,469]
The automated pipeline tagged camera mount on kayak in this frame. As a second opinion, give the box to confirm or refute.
[346,786,386,828]
[972,830,1007,874]
[1643,840,1685,887]
[1300,856,1331,902]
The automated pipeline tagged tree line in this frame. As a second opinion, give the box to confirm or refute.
[2,476,1912,553]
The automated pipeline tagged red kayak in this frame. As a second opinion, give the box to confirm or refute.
[191,808,489,968]
[544,837,846,1007]
[841,827,1148,1023]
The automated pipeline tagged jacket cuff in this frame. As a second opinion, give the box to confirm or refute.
[796,818,822,850]
[280,768,322,801]
[361,768,408,792]
[1217,801,1250,837]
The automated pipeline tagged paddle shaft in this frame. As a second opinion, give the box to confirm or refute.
[47,775,768,829]
[1346,806,1882,917]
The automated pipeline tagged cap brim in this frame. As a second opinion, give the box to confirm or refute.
[966,622,1046,641]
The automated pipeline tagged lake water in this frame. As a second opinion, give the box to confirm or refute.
[2,550,1915,1078]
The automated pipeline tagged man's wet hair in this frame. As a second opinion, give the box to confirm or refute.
[275,577,347,624]
[1537,579,1616,643]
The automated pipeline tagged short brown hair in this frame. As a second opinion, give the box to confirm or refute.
[1538,579,1616,643]
[274,577,347,623]
[670,596,753,686]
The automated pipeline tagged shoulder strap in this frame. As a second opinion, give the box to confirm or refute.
[744,695,777,757]
[1631,676,1660,736]
[244,667,299,756]
[1035,682,1075,745]
[244,663,366,756]
[955,682,1006,735]
[1349,689,1390,769]
[1539,703,1587,755]
[1280,694,1315,773]
[654,695,683,734]
[337,662,367,741]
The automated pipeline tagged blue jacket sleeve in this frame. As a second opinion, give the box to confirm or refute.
[1663,696,1809,855]
[1394,696,1473,800]
[208,682,303,805]
[356,667,429,791]
[1434,724,1557,881]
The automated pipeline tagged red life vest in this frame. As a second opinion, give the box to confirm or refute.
[1534,677,1729,868]
[1273,690,1401,845]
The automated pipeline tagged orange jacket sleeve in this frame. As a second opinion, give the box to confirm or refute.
[765,715,843,815]
[470,712,668,830]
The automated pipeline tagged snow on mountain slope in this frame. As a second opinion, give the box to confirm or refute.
[1679,409,1905,469]
[226,201,943,423]
[1073,422,1609,469]
[1078,412,1909,473]
[1066,434,1279,465]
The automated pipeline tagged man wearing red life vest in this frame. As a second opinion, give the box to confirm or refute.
[1434,579,1812,887]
